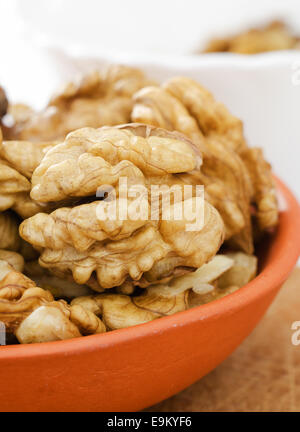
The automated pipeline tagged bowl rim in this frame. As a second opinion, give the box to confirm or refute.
[0,175,299,358]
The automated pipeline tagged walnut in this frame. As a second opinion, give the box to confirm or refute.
[0,138,55,216]
[132,86,206,148]
[8,104,35,124]
[217,252,257,289]
[0,67,279,344]
[14,98,133,143]
[50,65,156,105]
[16,301,105,343]
[0,211,20,251]
[0,140,53,179]
[190,252,257,306]
[0,250,24,272]
[0,260,47,333]
[19,239,39,262]
[203,20,299,54]
[188,285,240,307]
[30,124,201,202]
[21,124,224,289]
[15,305,82,343]
[132,84,254,252]
[0,261,105,343]
[162,77,246,153]
[12,66,155,142]
[71,255,234,330]
[1,104,36,140]
[19,200,150,253]
[21,200,224,289]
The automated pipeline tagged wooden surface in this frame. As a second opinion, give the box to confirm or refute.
[147,267,300,412]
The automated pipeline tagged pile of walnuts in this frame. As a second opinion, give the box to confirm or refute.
[202,20,300,54]
[0,65,277,344]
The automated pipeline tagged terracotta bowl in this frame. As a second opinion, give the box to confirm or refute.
[0,176,299,412]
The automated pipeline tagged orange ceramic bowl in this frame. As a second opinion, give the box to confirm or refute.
[0,176,299,412]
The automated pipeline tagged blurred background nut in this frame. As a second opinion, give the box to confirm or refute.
[0,211,21,251]
[203,20,300,54]
[16,300,106,343]
[9,66,155,142]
